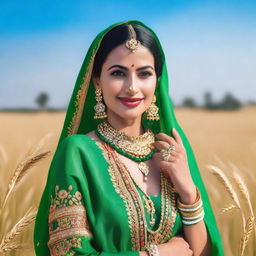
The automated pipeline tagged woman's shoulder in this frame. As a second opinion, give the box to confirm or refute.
[58,130,100,150]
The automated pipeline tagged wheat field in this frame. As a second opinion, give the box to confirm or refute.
[0,106,255,256]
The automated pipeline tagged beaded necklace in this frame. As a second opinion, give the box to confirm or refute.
[96,121,156,161]
[96,121,157,181]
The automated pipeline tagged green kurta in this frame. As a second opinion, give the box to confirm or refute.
[34,134,183,255]
[34,19,225,256]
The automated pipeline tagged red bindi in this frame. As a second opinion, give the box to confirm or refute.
[131,64,134,67]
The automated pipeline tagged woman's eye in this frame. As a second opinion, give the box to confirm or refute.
[110,70,126,77]
[139,71,152,77]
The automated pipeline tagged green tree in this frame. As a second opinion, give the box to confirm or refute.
[219,92,241,110]
[35,92,49,110]
[182,97,197,108]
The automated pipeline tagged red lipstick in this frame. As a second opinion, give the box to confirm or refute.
[118,97,144,108]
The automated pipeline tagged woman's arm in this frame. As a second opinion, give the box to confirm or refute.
[34,136,141,256]
[180,190,212,256]
[152,128,214,256]
[139,235,194,256]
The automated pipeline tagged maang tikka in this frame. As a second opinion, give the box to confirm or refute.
[125,24,141,52]
[145,95,160,120]
[94,88,107,119]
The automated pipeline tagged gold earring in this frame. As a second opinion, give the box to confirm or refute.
[145,95,160,120]
[94,88,107,119]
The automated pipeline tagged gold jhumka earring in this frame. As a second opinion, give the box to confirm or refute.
[94,88,107,119]
[125,24,141,52]
[145,95,160,120]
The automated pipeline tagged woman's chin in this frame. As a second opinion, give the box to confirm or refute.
[107,109,145,122]
[119,112,143,121]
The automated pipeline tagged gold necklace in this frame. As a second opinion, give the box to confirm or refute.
[96,121,155,158]
[96,121,156,181]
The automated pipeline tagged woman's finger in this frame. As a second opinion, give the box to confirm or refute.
[152,141,172,151]
[155,133,178,147]
[153,150,178,161]
[172,128,184,147]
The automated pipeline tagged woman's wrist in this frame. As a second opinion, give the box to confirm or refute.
[177,186,205,226]
[178,185,197,204]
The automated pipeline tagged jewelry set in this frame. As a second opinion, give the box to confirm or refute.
[93,24,203,256]
[93,24,159,122]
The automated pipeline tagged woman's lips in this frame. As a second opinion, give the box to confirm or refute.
[118,97,144,108]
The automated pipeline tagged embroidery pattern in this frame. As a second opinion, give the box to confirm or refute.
[97,142,177,251]
[48,185,92,256]
[96,142,142,250]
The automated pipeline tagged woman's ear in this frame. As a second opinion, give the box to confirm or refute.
[92,76,100,89]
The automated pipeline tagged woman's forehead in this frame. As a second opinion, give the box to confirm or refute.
[103,43,154,68]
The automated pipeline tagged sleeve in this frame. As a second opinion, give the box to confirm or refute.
[47,136,140,256]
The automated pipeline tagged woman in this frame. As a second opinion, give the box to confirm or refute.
[34,20,224,256]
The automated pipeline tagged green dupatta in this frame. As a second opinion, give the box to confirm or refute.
[34,20,224,256]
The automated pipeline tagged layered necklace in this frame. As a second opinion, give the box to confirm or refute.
[95,120,159,227]
[96,120,157,181]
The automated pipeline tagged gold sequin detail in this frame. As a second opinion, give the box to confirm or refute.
[48,185,92,255]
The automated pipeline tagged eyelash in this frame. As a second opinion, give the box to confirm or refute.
[110,70,152,77]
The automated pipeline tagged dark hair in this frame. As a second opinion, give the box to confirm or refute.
[92,24,163,78]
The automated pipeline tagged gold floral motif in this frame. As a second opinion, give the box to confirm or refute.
[48,185,93,255]
[49,237,82,256]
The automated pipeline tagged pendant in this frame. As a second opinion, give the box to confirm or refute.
[143,195,156,226]
[138,162,149,181]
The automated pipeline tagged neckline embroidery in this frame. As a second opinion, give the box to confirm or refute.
[96,141,177,250]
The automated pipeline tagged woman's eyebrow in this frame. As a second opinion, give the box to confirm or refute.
[107,65,154,71]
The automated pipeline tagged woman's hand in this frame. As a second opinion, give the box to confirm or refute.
[157,235,193,256]
[152,128,197,204]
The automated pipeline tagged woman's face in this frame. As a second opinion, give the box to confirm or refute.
[93,43,157,123]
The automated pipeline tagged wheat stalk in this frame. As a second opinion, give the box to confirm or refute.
[0,207,37,253]
[207,165,241,209]
[240,216,255,256]
[231,171,255,256]
[26,133,53,157]
[2,151,50,209]
[208,163,256,256]
[0,242,24,254]
[219,204,239,215]
[231,166,254,217]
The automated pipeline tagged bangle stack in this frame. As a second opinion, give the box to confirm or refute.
[145,244,159,256]
[177,186,205,226]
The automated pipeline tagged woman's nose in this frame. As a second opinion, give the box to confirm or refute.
[125,75,139,95]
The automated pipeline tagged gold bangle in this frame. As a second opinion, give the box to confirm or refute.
[179,206,203,218]
[177,186,201,209]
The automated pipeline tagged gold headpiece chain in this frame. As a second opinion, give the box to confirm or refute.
[125,24,141,52]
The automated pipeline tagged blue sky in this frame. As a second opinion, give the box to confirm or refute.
[0,0,256,108]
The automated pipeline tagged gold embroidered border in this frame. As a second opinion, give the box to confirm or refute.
[67,51,96,136]
[96,141,141,250]
[48,227,91,247]
[48,185,93,249]
[49,205,86,223]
